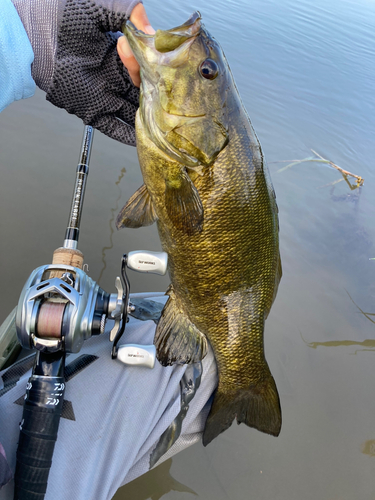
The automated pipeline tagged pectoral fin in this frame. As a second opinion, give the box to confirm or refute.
[155,286,207,365]
[128,298,164,323]
[116,184,157,229]
[165,169,203,235]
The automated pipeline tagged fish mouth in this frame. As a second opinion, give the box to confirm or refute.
[124,11,202,53]
[123,11,203,119]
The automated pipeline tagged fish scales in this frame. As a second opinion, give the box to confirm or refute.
[117,12,282,444]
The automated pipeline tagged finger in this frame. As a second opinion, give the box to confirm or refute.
[129,3,155,34]
[117,36,141,87]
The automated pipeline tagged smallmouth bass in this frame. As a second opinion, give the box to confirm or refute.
[117,12,282,445]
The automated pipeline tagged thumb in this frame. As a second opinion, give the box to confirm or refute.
[118,36,141,87]
[129,3,155,35]
[117,4,155,87]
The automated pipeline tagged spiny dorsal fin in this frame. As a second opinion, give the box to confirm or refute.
[116,184,157,229]
[155,286,207,365]
[165,169,203,235]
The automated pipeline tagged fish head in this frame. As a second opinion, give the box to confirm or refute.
[123,12,230,167]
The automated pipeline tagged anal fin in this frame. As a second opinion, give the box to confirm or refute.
[116,184,157,229]
[154,286,207,365]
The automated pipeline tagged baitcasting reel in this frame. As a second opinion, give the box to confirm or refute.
[12,126,168,500]
[15,249,168,364]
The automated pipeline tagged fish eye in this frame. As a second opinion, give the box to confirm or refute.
[199,59,219,80]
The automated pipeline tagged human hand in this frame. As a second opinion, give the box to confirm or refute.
[117,4,155,87]
[12,0,144,146]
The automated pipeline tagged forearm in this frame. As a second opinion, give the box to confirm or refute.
[0,0,35,112]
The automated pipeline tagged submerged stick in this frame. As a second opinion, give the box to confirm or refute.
[271,150,364,187]
[310,150,364,186]
[345,290,375,325]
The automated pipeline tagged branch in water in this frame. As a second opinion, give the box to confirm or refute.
[270,150,364,188]
[346,290,375,325]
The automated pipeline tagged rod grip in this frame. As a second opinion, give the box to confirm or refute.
[14,375,65,500]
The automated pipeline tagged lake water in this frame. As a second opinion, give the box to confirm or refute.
[1,0,375,498]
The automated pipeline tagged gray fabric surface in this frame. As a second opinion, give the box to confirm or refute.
[0,293,218,500]
[0,444,12,490]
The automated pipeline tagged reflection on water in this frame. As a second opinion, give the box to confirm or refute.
[302,290,375,353]
[329,183,362,200]
[304,337,375,353]
[112,459,196,500]
[361,440,375,457]
[300,291,375,354]
[97,167,126,285]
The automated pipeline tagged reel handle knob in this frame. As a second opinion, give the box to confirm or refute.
[117,344,156,369]
[127,251,168,276]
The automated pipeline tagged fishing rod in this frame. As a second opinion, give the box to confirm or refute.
[13,126,167,500]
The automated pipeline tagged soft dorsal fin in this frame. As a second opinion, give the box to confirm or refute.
[116,184,157,229]
[164,169,204,235]
[154,286,207,365]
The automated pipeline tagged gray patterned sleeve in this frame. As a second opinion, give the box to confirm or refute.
[11,0,142,145]
[11,0,59,91]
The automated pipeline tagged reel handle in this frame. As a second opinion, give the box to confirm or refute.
[110,251,168,360]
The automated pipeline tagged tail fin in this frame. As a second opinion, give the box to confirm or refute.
[202,376,281,446]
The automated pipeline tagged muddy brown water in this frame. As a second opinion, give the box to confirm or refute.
[1,0,375,498]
